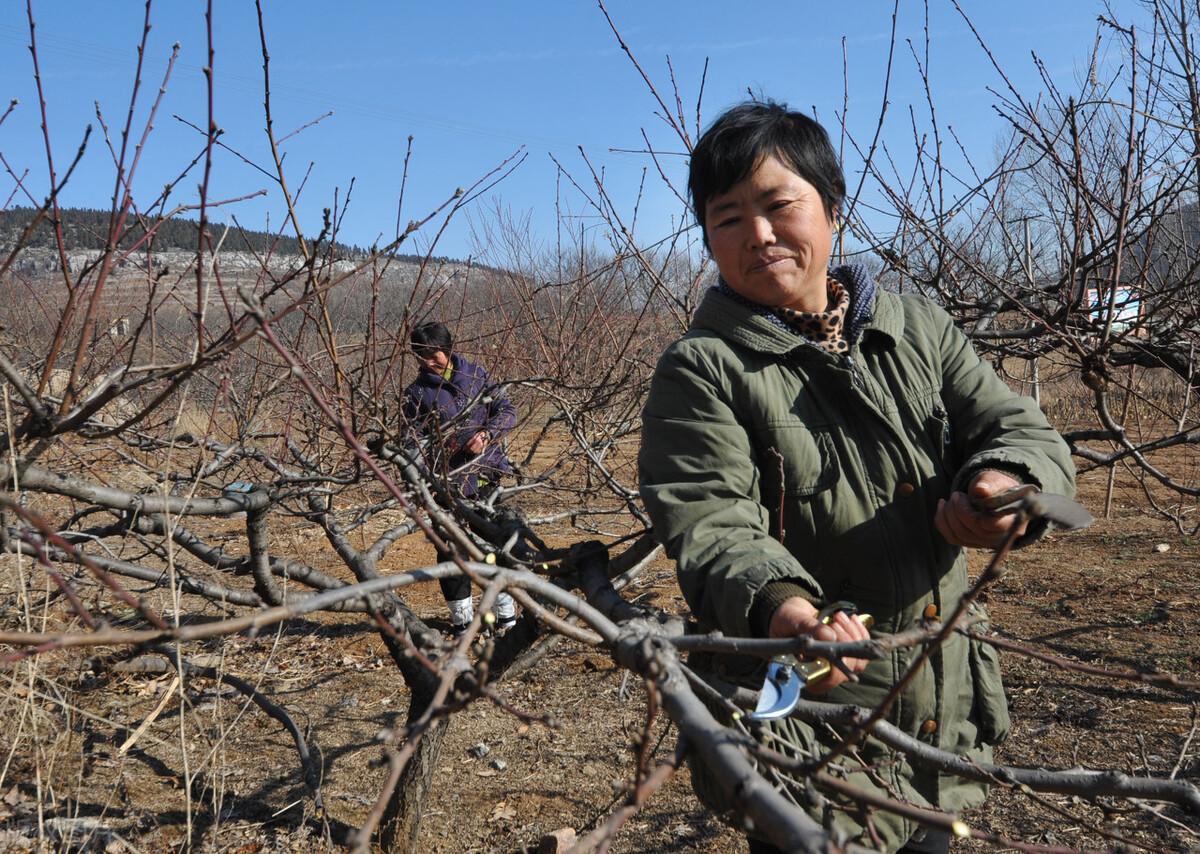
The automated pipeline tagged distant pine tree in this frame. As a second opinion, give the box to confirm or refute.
[0,206,429,263]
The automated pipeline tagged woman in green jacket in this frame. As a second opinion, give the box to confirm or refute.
[638,101,1075,852]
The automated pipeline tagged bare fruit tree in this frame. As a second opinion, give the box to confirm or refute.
[850,0,1200,528]
[1,2,1200,853]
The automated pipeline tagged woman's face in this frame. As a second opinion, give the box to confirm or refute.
[704,154,835,313]
[415,349,451,373]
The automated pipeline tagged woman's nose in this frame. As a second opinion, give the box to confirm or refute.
[746,215,774,247]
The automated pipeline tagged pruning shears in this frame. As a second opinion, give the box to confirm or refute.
[749,601,874,722]
[970,484,1093,531]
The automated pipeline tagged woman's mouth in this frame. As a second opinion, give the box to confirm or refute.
[749,256,792,273]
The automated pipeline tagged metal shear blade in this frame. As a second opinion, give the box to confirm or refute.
[750,657,834,721]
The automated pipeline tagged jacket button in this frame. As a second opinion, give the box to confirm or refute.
[921,718,938,734]
[896,482,915,497]
[923,603,939,620]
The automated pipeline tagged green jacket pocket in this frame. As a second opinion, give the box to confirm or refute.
[968,623,1012,745]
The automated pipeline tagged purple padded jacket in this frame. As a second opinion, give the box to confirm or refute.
[400,353,516,496]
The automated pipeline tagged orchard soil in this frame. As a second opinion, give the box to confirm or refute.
[2,465,1199,852]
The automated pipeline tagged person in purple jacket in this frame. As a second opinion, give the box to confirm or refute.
[402,321,518,635]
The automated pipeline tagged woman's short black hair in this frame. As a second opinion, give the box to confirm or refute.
[689,101,846,245]
[410,321,453,357]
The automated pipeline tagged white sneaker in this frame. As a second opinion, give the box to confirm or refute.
[447,597,474,636]
[493,592,517,634]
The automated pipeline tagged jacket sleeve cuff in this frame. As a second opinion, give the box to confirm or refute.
[749,581,818,637]
[952,461,1032,494]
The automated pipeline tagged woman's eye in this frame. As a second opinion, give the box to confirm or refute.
[715,216,740,228]
[768,199,793,212]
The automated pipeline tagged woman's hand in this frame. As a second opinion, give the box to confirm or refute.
[463,430,489,455]
[934,469,1028,548]
[767,597,870,695]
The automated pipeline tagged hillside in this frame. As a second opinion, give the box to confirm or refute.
[0,206,463,269]
[1,206,355,257]
[0,207,492,316]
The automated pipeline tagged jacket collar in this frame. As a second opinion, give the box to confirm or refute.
[692,263,902,354]
[416,353,465,387]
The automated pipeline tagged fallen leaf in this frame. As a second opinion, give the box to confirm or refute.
[489,800,517,822]
[135,676,168,698]
[189,654,222,668]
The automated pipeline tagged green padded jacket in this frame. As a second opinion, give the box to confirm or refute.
[639,269,1075,850]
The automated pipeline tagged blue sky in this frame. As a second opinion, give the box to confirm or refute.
[0,1,1120,261]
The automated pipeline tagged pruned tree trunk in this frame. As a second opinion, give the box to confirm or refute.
[378,709,451,853]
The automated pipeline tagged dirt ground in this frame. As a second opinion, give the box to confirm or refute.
[1,463,1198,853]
